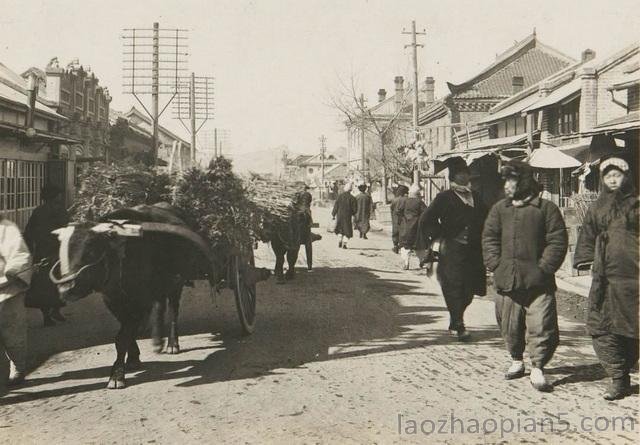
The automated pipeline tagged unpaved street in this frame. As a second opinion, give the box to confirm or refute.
[1,208,638,444]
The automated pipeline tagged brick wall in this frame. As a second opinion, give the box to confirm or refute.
[629,85,640,112]
[578,67,598,131]
[594,51,640,125]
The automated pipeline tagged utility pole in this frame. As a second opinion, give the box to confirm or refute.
[122,23,188,166]
[189,72,196,164]
[403,20,426,184]
[172,73,215,166]
[358,94,367,182]
[214,127,218,158]
[151,22,159,164]
[319,135,327,200]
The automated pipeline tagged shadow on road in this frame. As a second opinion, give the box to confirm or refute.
[2,265,594,404]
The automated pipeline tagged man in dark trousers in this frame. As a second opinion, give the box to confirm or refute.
[297,183,314,271]
[419,157,487,341]
[482,160,568,392]
[354,183,373,239]
[390,185,409,253]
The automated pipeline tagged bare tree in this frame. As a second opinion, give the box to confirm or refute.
[327,74,412,203]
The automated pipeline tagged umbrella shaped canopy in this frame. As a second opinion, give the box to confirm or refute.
[528,147,581,169]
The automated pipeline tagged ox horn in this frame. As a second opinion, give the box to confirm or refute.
[91,223,115,233]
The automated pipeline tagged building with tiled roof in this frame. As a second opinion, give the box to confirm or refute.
[0,61,80,229]
[109,106,191,170]
[417,32,576,166]
[436,41,639,212]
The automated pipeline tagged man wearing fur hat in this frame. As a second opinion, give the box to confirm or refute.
[482,160,568,391]
[574,156,639,400]
[419,157,487,341]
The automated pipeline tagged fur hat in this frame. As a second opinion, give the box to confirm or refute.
[395,184,409,196]
[500,160,540,200]
[447,156,470,181]
[600,157,629,177]
[41,183,63,201]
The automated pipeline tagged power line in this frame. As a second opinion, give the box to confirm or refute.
[121,22,189,165]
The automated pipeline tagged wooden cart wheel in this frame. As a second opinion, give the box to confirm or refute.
[232,250,257,335]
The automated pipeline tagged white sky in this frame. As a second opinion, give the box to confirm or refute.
[1,0,638,156]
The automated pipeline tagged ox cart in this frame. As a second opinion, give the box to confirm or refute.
[49,203,270,388]
[50,203,269,389]
[97,214,262,335]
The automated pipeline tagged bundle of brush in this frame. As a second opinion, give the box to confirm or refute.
[172,157,263,251]
[243,173,304,242]
[71,162,172,222]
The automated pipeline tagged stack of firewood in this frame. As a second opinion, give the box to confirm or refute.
[71,162,171,222]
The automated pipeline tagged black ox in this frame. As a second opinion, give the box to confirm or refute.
[50,203,215,389]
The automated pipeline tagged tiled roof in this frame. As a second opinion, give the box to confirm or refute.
[452,48,572,100]
[0,62,66,119]
[124,106,190,147]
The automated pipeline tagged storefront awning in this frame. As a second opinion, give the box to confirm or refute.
[523,79,581,112]
[528,147,581,169]
[434,145,528,174]
[460,133,528,151]
[581,111,640,136]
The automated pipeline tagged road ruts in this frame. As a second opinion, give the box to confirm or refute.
[0,207,637,444]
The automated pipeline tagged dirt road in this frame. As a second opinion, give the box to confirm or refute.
[1,208,638,444]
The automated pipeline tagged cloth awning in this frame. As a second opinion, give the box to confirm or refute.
[523,79,581,112]
[556,139,592,163]
[460,133,528,151]
[528,146,582,169]
[581,111,640,136]
[434,144,528,174]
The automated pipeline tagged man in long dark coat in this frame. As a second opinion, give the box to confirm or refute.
[24,184,69,326]
[390,185,409,253]
[395,184,427,269]
[354,184,373,239]
[419,157,487,341]
[332,182,357,249]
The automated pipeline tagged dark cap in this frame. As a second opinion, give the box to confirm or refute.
[41,184,63,201]
[447,156,470,181]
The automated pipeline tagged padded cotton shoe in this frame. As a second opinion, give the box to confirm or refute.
[505,360,525,380]
[530,368,552,392]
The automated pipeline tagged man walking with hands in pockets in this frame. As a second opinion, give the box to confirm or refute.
[482,160,567,392]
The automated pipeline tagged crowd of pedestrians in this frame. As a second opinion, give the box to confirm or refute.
[331,154,637,400]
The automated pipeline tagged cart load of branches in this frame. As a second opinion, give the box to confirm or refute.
[172,158,302,251]
[243,172,303,238]
[71,162,172,222]
[71,158,302,253]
